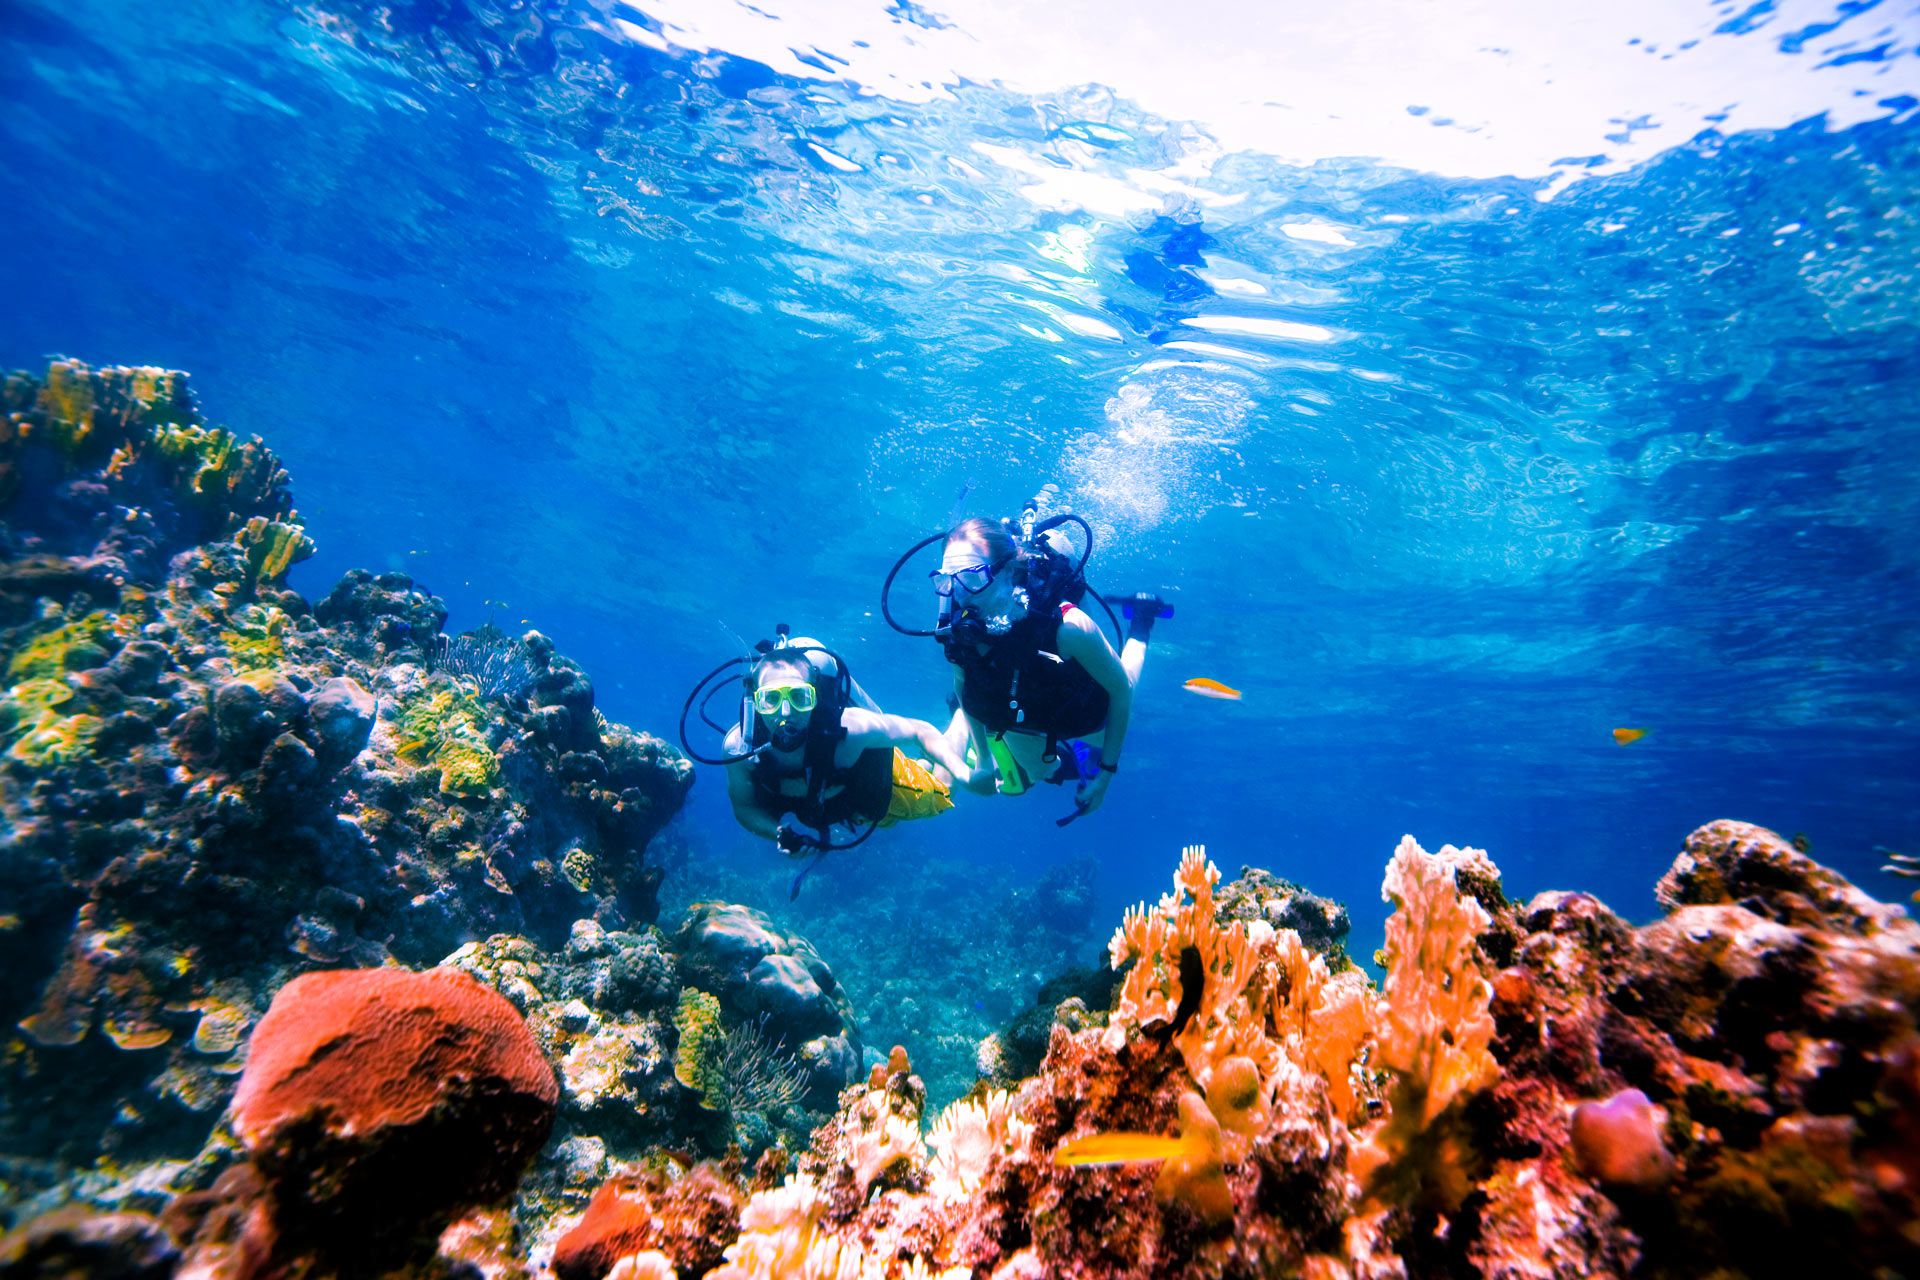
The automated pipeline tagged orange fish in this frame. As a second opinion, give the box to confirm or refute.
[1052,1130,1209,1167]
[1612,728,1647,745]
[1183,678,1242,702]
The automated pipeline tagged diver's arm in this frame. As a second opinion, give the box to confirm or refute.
[945,672,999,793]
[724,760,783,839]
[1058,609,1133,811]
[839,708,973,780]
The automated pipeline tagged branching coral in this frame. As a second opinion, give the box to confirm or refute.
[1349,834,1499,1212]
[1107,846,1284,1118]
[1272,927,1375,1127]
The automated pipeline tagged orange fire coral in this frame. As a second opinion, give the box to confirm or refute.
[1350,834,1499,1212]
[1106,846,1286,1141]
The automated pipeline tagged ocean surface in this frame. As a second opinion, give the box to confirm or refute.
[3,0,1917,977]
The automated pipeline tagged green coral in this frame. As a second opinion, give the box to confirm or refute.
[8,612,115,682]
[674,987,725,1106]
[220,604,287,671]
[394,683,501,798]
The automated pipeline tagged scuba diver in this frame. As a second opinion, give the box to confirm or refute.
[680,629,967,896]
[881,499,1172,826]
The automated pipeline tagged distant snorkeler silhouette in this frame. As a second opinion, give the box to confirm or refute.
[880,496,1172,827]
[679,627,967,898]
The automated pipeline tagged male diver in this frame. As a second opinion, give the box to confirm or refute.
[681,631,966,888]
[881,503,1170,826]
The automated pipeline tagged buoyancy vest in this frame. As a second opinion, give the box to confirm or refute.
[956,601,1109,739]
[748,725,893,831]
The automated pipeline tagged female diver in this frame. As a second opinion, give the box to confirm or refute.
[932,517,1168,822]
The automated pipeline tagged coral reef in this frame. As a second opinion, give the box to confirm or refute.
[5,365,1916,1280]
[0,361,692,1218]
[671,824,1919,1280]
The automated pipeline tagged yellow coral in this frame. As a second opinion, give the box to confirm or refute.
[7,709,102,766]
[927,1088,1031,1200]
[32,361,97,454]
[1349,834,1499,1211]
[561,846,597,893]
[235,515,314,585]
[152,422,238,495]
[673,988,724,1101]
[8,612,113,681]
[220,603,288,671]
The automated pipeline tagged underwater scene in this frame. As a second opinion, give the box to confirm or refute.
[2,0,1919,1275]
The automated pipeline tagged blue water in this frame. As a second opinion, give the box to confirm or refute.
[3,0,1918,965]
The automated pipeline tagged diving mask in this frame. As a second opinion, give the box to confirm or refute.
[930,560,1001,598]
[754,683,818,716]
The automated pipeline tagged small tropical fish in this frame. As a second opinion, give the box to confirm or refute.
[1791,832,1812,854]
[1184,678,1242,701]
[1163,945,1205,1038]
[1612,728,1647,745]
[1053,1130,1209,1167]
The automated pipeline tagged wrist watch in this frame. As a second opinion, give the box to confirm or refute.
[1098,761,1118,774]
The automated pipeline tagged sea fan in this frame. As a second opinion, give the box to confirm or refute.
[433,625,537,702]
[708,1013,811,1117]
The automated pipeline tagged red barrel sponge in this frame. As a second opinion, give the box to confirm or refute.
[231,966,558,1268]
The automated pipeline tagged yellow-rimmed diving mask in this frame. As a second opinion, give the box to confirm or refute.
[753,683,817,716]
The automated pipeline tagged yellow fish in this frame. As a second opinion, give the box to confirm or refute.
[1183,677,1242,702]
[1052,1131,1209,1167]
[1612,728,1646,745]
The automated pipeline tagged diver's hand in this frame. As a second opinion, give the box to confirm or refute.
[1074,770,1113,816]
[775,824,821,857]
